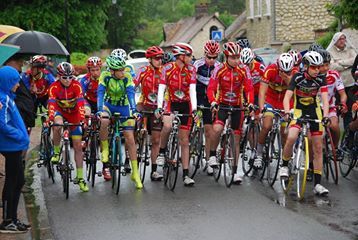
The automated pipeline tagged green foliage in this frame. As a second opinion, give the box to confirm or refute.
[317,32,334,49]
[327,0,358,29]
[218,11,235,27]
[70,52,89,66]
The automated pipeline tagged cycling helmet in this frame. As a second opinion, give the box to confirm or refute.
[288,49,302,65]
[106,55,126,70]
[57,62,75,76]
[204,40,220,55]
[31,55,47,68]
[162,52,175,64]
[240,48,255,64]
[236,38,251,48]
[277,53,294,72]
[111,48,127,60]
[172,42,193,56]
[308,43,324,52]
[316,49,331,63]
[223,42,240,56]
[303,51,323,66]
[86,56,102,68]
[145,46,164,58]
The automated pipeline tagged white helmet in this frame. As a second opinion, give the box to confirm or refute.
[303,51,323,66]
[172,42,193,56]
[277,53,294,72]
[111,48,127,60]
[240,48,255,64]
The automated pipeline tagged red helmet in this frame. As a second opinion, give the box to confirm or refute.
[172,42,193,56]
[31,55,47,68]
[57,62,75,77]
[223,42,240,56]
[204,40,220,55]
[145,46,164,58]
[86,56,102,68]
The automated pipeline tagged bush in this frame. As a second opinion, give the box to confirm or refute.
[317,32,334,49]
[70,52,89,66]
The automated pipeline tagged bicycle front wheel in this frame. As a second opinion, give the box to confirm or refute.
[338,130,356,178]
[296,136,309,200]
[241,124,255,176]
[189,127,204,179]
[90,134,99,187]
[137,131,149,184]
[324,129,338,184]
[116,138,123,195]
[44,134,55,183]
[167,134,179,191]
[62,143,70,199]
[266,131,282,187]
[223,132,235,187]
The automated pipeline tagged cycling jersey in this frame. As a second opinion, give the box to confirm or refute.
[248,60,265,97]
[80,73,99,104]
[97,71,136,112]
[159,62,196,103]
[22,69,55,99]
[193,58,220,86]
[289,72,328,135]
[134,65,162,108]
[207,62,254,106]
[324,70,345,109]
[262,63,291,109]
[48,80,85,122]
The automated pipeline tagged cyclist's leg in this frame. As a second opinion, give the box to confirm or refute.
[157,103,174,161]
[150,113,162,177]
[349,117,358,132]
[257,110,273,162]
[281,126,300,176]
[51,113,63,163]
[99,104,111,164]
[208,107,226,165]
[329,113,340,147]
[179,128,190,177]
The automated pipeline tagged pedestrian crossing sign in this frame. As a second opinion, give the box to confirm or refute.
[211,30,223,42]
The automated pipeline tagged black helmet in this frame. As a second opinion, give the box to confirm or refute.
[317,49,331,63]
[236,38,251,49]
[309,43,324,52]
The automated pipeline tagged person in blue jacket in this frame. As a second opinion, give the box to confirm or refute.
[0,66,30,233]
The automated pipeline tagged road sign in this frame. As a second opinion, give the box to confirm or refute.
[211,30,223,42]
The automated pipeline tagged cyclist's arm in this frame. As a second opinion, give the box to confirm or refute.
[258,82,268,111]
[126,80,136,111]
[157,84,166,109]
[189,67,197,111]
[79,77,88,93]
[47,85,57,121]
[97,74,107,112]
[283,90,293,114]
[244,74,254,105]
[207,66,220,104]
[74,83,86,121]
[338,89,347,105]
[46,73,55,85]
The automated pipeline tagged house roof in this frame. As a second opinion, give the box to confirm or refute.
[224,11,246,41]
[160,14,225,48]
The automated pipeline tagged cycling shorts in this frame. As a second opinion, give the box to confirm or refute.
[289,105,323,136]
[214,104,244,135]
[263,103,287,127]
[137,104,162,134]
[103,102,135,130]
[54,111,82,139]
[167,101,192,131]
[196,82,212,125]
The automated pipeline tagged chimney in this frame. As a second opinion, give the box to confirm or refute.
[195,3,209,18]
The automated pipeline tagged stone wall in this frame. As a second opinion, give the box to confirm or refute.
[275,0,335,42]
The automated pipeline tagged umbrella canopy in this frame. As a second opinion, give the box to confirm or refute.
[0,25,24,43]
[0,44,20,66]
[2,30,69,56]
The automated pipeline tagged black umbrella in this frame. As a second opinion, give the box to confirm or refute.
[2,30,69,56]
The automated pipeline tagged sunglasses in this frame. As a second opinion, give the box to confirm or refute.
[60,76,74,81]
[206,55,218,60]
[280,70,292,74]
[153,56,163,61]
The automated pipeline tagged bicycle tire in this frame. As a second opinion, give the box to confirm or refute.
[110,136,117,190]
[90,134,99,187]
[266,131,281,187]
[296,136,309,200]
[324,129,338,184]
[63,142,70,199]
[44,133,55,183]
[167,133,179,191]
[137,131,148,184]
[223,132,235,187]
[338,130,356,178]
[189,127,204,179]
[213,137,223,182]
[241,124,255,176]
[116,137,122,195]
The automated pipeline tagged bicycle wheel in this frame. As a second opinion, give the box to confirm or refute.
[189,127,204,179]
[241,124,255,176]
[324,129,338,184]
[89,134,99,187]
[266,131,281,187]
[44,134,55,183]
[213,137,223,182]
[137,131,149,183]
[110,136,117,189]
[338,130,356,177]
[296,136,309,200]
[167,133,179,191]
[223,132,235,187]
[116,137,122,195]
[62,142,70,199]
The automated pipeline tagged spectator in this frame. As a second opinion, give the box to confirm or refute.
[0,66,30,233]
[327,32,358,128]
[352,54,358,81]
[46,57,57,77]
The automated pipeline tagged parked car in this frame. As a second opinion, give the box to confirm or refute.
[253,47,279,66]
[128,50,146,59]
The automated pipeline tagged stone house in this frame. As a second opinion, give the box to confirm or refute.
[245,0,335,50]
[160,3,226,58]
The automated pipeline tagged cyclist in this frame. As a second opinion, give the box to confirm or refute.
[240,47,265,106]
[193,40,221,175]
[97,55,143,189]
[22,55,55,115]
[280,51,330,196]
[79,56,112,180]
[207,42,254,184]
[318,49,348,147]
[288,49,302,74]
[236,38,264,64]
[162,52,175,65]
[135,46,164,181]
[255,53,295,168]
[154,42,198,186]
[48,62,88,192]
[111,48,135,78]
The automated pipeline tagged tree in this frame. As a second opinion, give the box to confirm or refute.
[328,0,358,29]
[0,0,110,53]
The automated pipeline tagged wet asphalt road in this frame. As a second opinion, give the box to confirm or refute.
[39,159,358,240]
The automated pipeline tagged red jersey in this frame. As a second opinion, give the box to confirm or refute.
[80,73,99,103]
[325,70,345,108]
[262,63,292,109]
[48,80,85,121]
[23,69,55,98]
[207,62,254,106]
[160,62,196,103]
[135,65,162,107]
[249,60,265,97]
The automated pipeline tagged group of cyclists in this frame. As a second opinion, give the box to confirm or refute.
[24,38,358,196]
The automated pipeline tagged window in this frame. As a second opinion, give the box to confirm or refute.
[209,26,218,40]
[265,0,271,16]
[248,0,254,19]
[255,0,262,17]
